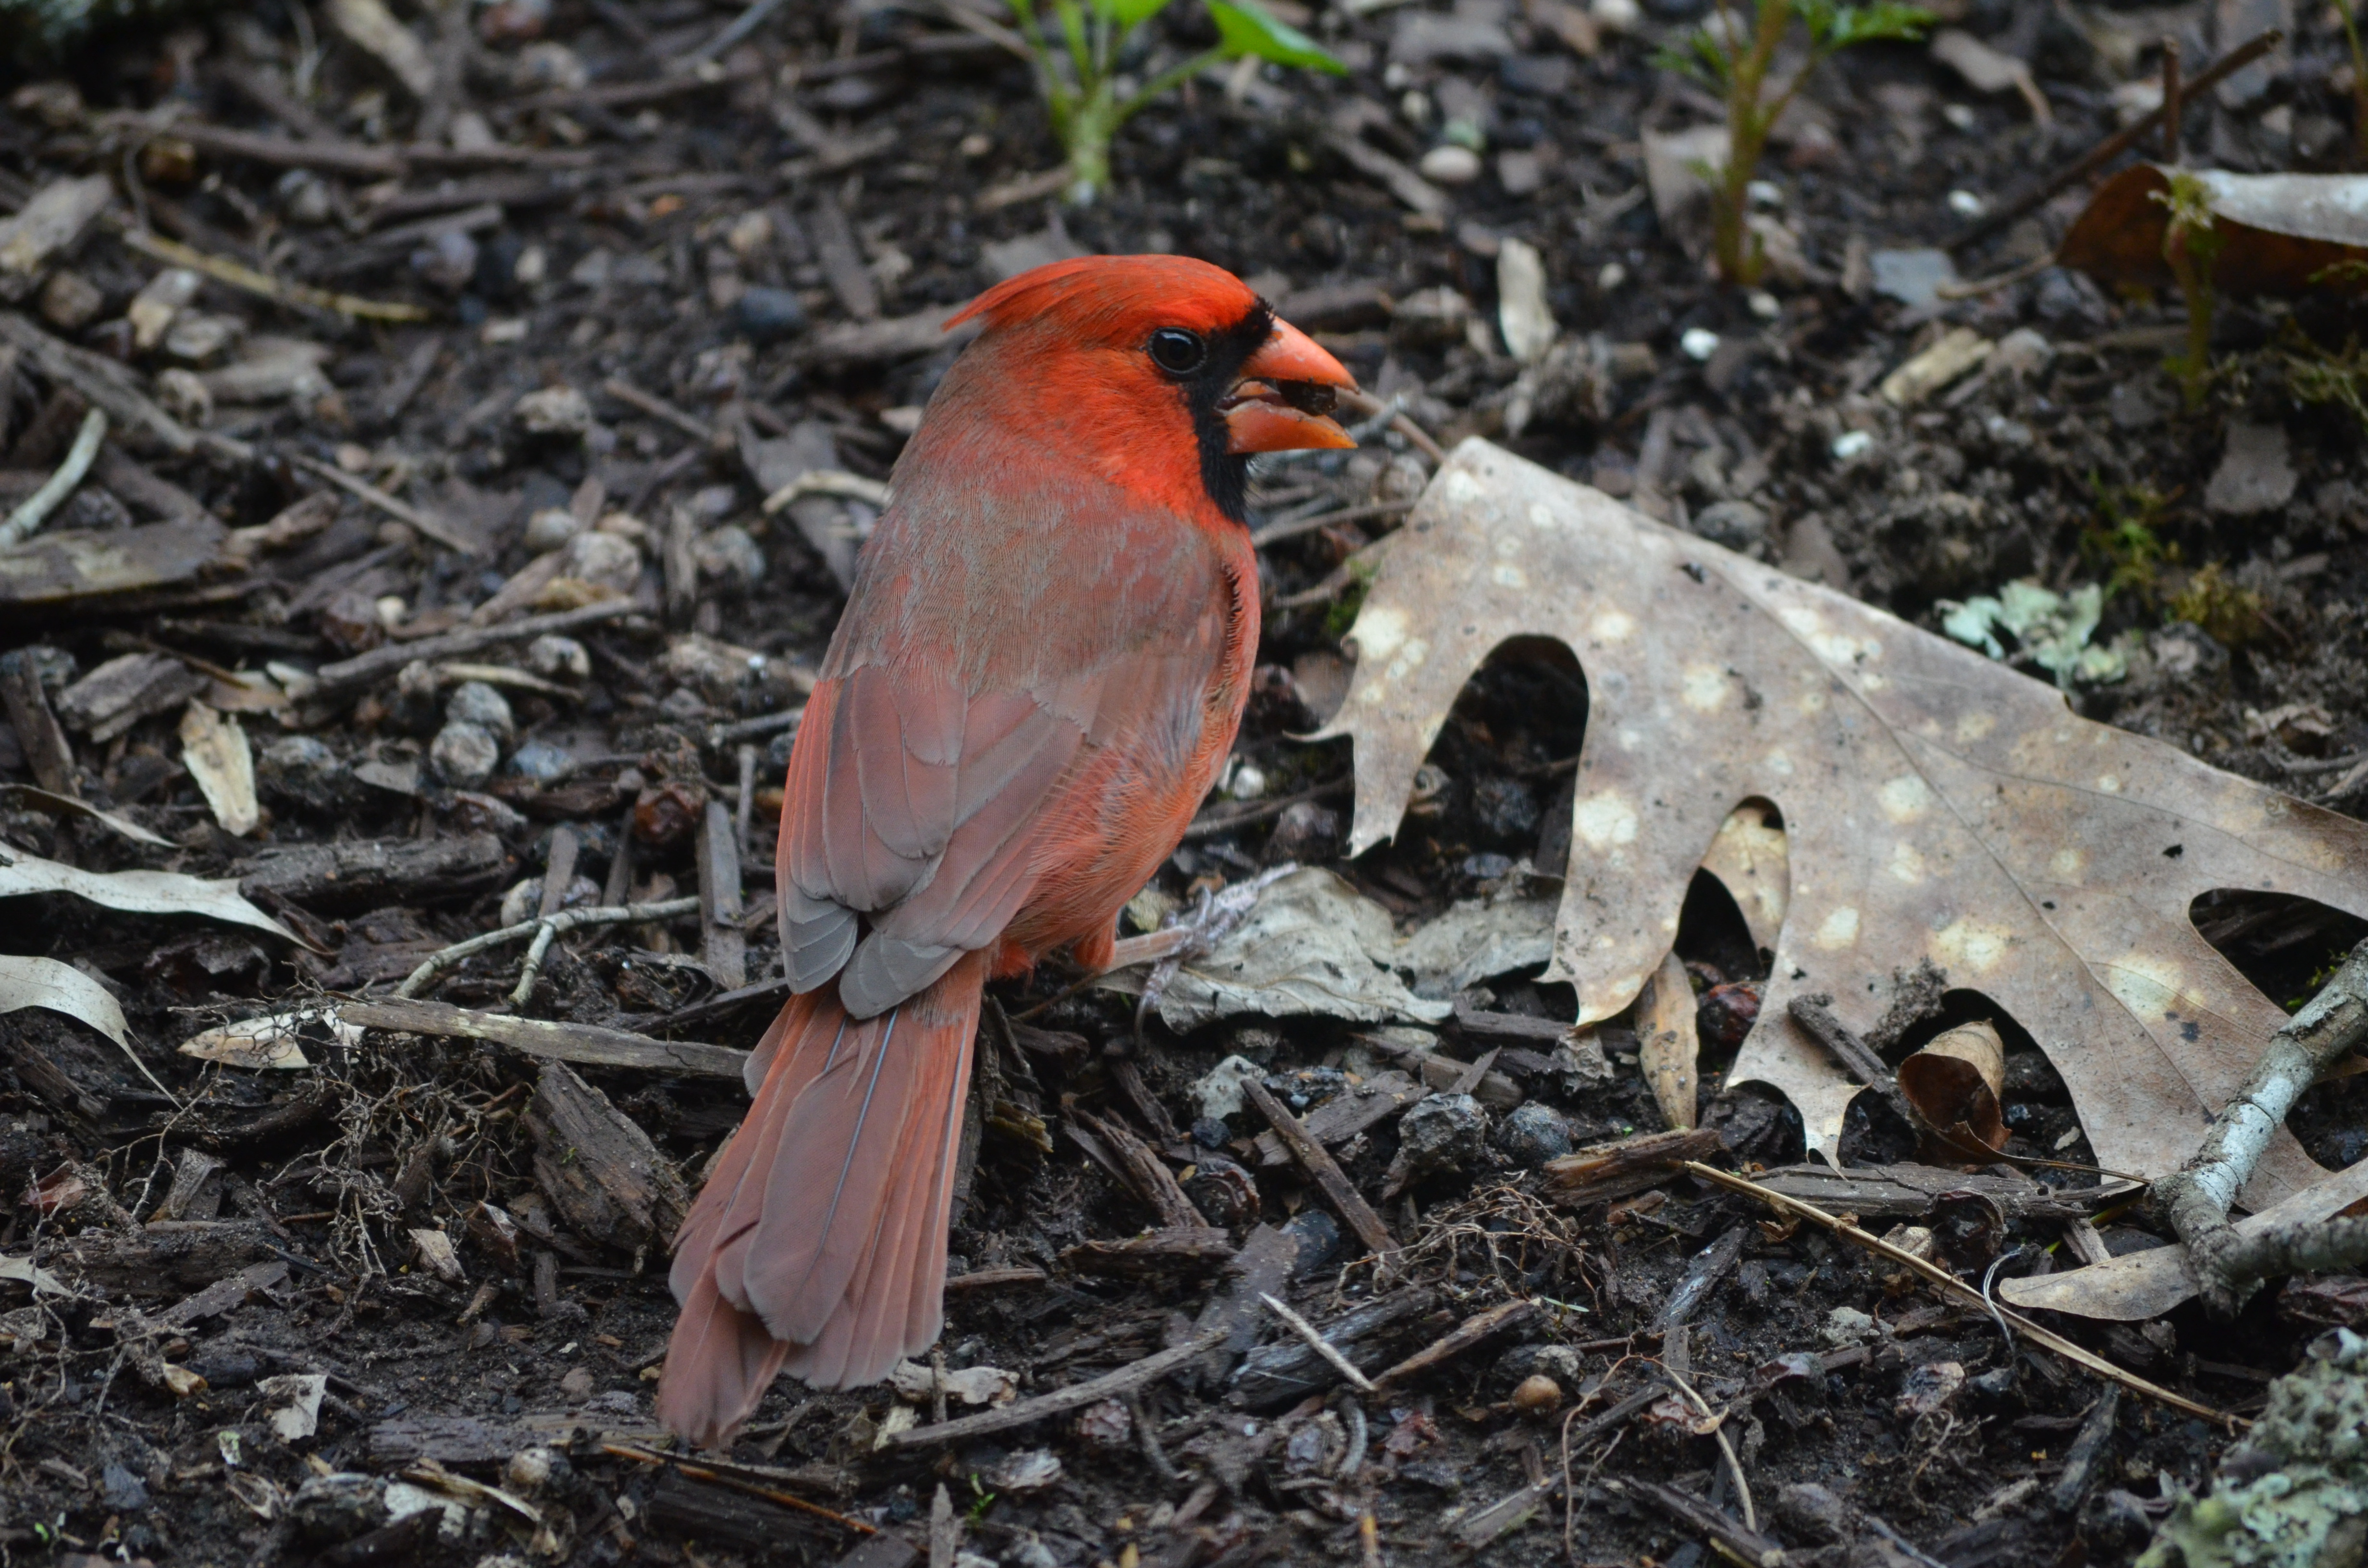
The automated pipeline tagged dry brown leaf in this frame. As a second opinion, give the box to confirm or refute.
[179,700,259,837]
[1635,948,1699,1131]
[1320,441,2368,1205]
[2059,166,2368,300]
[1898,1019,2007,1161]
[1699,799,1788,955]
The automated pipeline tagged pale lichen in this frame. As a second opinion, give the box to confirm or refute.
[2139,1329,2368,1568]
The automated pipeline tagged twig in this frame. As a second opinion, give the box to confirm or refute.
[393,897,701,997]
[1660,1363,1756,1534]
[1785,995,1916,1125]
[706,706,805,750]
[679,0,793,62]
[1932,249,2059,301]
[1242,1076,1396,1258]
[1181,777,1352,841]
[341,996,748,1078]
[119,226,430,323]
[0,407,106,549]
[1260,1293,1377,1393]
[1680,1161,2239,1425]
[286,453,478,554]
[310,600,640,696]
[0,310,242,462]
[602,376,717,444]
[1126,1390,1183,1484]
[1338,387,1446,466]
[1944,28,2282,251]
[1605,1477,1783,1568]
[601,1444,875,1535]
[2154,938,2368,1316]
[881,1330,1227,1448]
[760,468,893,514]
[1249,500,1417,550]
[1370,1298,1533,1391]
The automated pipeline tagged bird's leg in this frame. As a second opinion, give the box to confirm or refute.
[2152,938,2368,1317]
[1127,863,1299,1044]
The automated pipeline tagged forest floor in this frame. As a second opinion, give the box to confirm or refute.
[0,0,2366,1566]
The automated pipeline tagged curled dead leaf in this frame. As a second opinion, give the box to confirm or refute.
[1635,949,1700,1132]
[1898,1020,2008,1161]
[2059,166,2368,299]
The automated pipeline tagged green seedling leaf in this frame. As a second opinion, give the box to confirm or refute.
[1807,0,1934,47]
[1091,0,1176,23]
[1651,29,1732,84]
[1208,0,1348,73]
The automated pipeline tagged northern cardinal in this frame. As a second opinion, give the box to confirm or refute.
[659,256,1357,1446]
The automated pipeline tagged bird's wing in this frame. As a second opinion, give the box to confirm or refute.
[775,500,1243,1018]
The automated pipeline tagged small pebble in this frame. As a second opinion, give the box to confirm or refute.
[1680,327,1720,361]
[1831,429,1875,461]
[506,738,576,784]
[522,506,583,553]
[431,721,501,789]
[1495,1102,1574,1166]
[446,681,516,744]
[1947,189,1986,217]
[514,385,592,438]
[694,525,767,592]
[1512,1373,1563,1412]
[735,285,808,343]
[526,635,590,681]
[256,735,353,814]
[1418,144,1483,184]
[1394,1092,1490,1181]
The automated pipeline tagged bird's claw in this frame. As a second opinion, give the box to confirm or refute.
[1129,862,1299,1044]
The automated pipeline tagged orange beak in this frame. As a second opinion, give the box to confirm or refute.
[1222,317,1359,454]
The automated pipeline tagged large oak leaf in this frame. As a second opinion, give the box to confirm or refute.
[1319,440,2368,1205]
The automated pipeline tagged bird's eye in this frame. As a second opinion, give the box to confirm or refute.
[1147,328,1207,376]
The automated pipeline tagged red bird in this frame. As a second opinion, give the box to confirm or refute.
[659,256,1357,1446]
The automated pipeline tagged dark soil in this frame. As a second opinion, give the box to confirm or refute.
[1,1,2366,1566]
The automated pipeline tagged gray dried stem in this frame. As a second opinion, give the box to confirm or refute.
[2154,939,2368,1317]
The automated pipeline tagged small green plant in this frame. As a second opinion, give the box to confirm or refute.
[2336,0,2368,167]
[2167,561,2264,648]
[2081,474,2180,600]
[1658,0,1933,285]
[1014,0,1345,203]
[2153,171,2225,411]
[2285,326,2368,439]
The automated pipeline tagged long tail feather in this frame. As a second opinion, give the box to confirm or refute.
[657,955,983,1448]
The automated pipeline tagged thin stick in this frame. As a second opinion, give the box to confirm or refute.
[1339,387,1446,466]
[1242,1076,1396,1258]
[602,376,716,443]
[286,453,478,554]
[119,226,430,323]
[1679,1161,2239,1426]
[760,468,892,514]
[1661,1362,1756,1533]
[1945,28,2281,251]
[311,600,639,697]
[2161,38,2183,164]
[1249,499,1418,550]
[395,897,700,997]
[1260,1292,1378,1393]
[0,407,106,548]
[882,1330,1227,1448]
[601,1445,876,1534]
